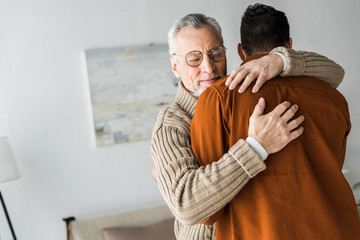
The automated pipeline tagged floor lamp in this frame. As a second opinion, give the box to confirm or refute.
[0,137,20,240]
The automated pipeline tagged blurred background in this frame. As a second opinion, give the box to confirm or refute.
[0,0,359,239]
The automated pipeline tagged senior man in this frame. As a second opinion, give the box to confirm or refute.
[151,13,345,240]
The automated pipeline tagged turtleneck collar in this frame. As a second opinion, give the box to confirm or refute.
[175,81,198,117]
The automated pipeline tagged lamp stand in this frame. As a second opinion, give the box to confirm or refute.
[0,191,17,240]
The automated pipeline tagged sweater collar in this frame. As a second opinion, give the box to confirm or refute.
[175,81,198,117]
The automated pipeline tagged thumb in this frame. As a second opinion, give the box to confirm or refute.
[252,97,266,117]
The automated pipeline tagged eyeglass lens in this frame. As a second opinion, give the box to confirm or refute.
[185,47,226,67]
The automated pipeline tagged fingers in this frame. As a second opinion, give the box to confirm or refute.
[287,115,305,131]
[225,73,234,87]
[288,126,304,141]
[281,104,299,122]
[226,67,243,87]
[272,101,291,116]
[281,104,306,134]
[227,54,285,93]
[228,68,250,90]
[273,102,304,131]
[226,65,260,92]
[251,98,266,117]
[238,72,257,92]
[251,73,266,93]
[281,107,305,143]
[247,99,305,155]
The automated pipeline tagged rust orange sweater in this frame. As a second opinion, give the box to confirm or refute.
[191,54,360,240]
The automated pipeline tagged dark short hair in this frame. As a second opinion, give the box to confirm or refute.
[240,3,290,56]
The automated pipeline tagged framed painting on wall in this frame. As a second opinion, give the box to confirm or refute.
[85,43,178,146]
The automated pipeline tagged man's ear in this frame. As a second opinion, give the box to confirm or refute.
[237,43,246,61]
[285,37,293,48]
[170,57,181,79]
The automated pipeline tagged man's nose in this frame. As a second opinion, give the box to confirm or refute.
[200,54,215,73]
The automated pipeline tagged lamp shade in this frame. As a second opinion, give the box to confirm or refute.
[0,137,20,183]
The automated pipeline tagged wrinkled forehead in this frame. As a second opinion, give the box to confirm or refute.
[174,26,223,54]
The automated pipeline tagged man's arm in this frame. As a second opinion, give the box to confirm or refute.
[153,165,216,239]
[151,108,265,225]
[271,47,344,88]
[174,219,216,240]
[226,47,344,92]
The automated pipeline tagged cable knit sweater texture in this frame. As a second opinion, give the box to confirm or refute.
[151,47,344,240]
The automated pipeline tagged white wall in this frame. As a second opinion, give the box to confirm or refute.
[0,0,359,239]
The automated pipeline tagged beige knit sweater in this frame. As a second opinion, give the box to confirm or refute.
[151,47,344,240]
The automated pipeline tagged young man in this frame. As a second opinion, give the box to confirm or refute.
[152,13,345,240]
[191,5,360,239]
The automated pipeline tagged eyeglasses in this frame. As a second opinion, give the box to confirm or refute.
[172,46,227,67]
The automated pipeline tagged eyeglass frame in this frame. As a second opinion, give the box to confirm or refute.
[172,46,227,67]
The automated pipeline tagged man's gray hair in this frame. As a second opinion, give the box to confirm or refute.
[167,13,224,56]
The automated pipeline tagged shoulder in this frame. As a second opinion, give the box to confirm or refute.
[198,75,245,111]
[272,76,348,104]
[198,76,230,102]
[209,76,229,94]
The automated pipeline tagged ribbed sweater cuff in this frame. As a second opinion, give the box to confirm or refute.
[229,139,266,178]
[270,46,305,77]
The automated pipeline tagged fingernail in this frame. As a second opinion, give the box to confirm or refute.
[252,87,258,93]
